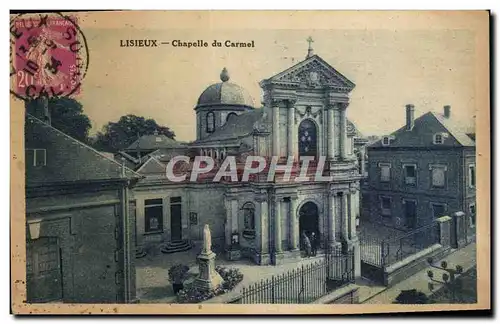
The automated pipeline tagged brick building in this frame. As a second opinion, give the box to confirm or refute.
[25,113,140,303]
[361,105,476,232]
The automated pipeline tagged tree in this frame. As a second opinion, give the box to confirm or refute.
[93,114,176,152]
[25,97,92,143]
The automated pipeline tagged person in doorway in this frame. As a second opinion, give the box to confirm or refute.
[302,231,312,257]
[310,232,318,256]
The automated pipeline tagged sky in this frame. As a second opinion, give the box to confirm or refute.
[67,11,479,142]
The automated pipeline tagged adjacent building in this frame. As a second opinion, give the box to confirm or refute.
[361,104,476,234]
[25,111,140,303]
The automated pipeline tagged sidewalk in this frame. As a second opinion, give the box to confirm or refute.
[358,242,477,304]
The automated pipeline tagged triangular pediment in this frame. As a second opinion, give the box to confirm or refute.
[263,55,355,92]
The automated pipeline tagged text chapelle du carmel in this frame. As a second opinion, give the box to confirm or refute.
[120,39,255,48]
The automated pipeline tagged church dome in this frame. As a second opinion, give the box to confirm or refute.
[196,68,255,109]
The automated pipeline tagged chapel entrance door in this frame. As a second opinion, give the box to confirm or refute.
[299,202,320,249]
[170,199,182,242]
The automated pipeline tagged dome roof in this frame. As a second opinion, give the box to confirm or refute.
[196,68,255,109]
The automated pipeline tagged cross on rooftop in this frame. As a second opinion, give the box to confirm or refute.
[307,36,314,48]
[306,36,314,58]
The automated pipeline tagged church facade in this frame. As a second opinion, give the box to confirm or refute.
[125,46,365,276]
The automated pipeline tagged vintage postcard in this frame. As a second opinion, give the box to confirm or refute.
[10,10,490,315]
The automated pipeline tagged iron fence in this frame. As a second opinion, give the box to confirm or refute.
[360,221,440,268]
[229,251,354,304]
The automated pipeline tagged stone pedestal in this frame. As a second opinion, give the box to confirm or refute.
[194,251,224,291]
[272,252,285,265]
[436,215,452,248]
[452,211,466,248]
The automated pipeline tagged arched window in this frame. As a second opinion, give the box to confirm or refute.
[298,119,318,159]
[226,112,237,123]
[206,112,215,133]
[242,202,255,238]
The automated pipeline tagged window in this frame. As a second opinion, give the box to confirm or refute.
[380,196,392,217]
[26,149,46,167]
[382,136,390,146]
[403,164,417,185]
[430,164,447,188]
[298,119,318,159]
[379,163,391,182]
[206,112,215,133]
[431,203,446,219]
[433,133,443,144]
[468,164,476,188]
[469,203,476,227]
[242,202,255,238]
[226,112,237,123]
[145,198,163,233]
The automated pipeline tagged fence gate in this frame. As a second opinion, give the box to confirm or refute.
[230,251,354,304]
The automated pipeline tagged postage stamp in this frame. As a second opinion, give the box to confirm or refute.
[10,12,89,100]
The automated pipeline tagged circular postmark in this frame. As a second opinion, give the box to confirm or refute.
[10,12,89,101]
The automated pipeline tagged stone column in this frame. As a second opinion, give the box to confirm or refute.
[224,198,232,250]
[272,100,280,157]
[287,102,296,158]
[342,192,349,243]
[340,104,348,159]
[327,106,335,160]
[273,197,284,265]
[349,189,358,240]
[290,196,299,251]
[274,198,282,252]
[255,195,270,265]
[327,191,337,252]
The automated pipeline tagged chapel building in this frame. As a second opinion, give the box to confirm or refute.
[124,44,366,275]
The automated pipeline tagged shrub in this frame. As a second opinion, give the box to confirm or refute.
[176,266,244,303]
[393,289,431,304]
[168,264,190,284]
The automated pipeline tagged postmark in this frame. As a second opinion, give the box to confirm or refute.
[10,12,89,100]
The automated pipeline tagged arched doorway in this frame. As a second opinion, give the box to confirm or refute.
[299,201,320,249]
[298,119,318,159]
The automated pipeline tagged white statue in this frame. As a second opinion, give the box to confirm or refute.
[202,224,212,254]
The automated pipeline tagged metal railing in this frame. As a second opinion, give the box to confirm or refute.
[361,221,440,268]
[229,251,354,304]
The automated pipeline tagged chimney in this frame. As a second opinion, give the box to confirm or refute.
[443,105,451,118]
[405,104,415,131]
[41,96,51,125]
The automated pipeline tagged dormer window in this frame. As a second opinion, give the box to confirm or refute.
[155,137,162,143]
[433,133,443,144]
[382,136,390,146]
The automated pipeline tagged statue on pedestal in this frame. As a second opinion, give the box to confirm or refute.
[194,224,224,291]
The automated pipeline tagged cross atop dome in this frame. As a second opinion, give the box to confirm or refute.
[220,67,230,82]
[306,36,314,58]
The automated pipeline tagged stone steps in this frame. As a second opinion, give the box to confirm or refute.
[160,240,193,254]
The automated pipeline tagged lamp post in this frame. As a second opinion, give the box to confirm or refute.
[426,257,464,302]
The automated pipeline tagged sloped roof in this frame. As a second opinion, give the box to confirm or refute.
[369,111,475,149]
[25,114,141,186]
[192,108,267,145]
[261,54,355,92]
[126,133,184,151]
[136,156,167,174]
